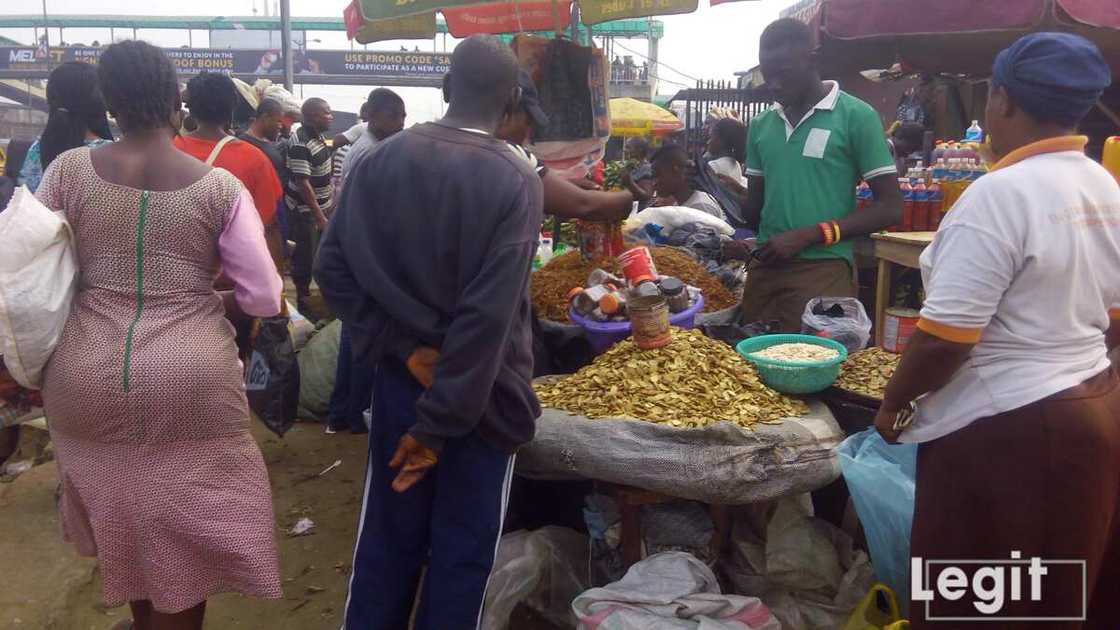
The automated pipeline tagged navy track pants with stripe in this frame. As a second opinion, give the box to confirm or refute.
[342,359,514,630]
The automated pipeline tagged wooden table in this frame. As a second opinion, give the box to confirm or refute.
[871,232,934,347]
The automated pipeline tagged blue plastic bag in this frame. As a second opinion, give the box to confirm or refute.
[837,428,918,611]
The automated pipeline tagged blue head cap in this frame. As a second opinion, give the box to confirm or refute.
[992,32,1111,126]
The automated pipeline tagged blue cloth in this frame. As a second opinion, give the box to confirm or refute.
[18,137,112,193]
[992,32,1112,126]
[342,359,514,630]
[327,324,374,433]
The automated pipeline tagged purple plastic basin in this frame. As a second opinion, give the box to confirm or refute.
[570,294,706,354]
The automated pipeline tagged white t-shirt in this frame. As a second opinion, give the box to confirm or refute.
[342,122,366,144]
[708,156,746,186]
[903,139,1120,443]
[683,190,725,220]
[338,130,385,194]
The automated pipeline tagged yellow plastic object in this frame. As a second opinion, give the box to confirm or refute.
[1104,136,1120,182]
[844,583,904,630]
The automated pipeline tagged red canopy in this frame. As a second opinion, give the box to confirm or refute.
[806,0,1120,74]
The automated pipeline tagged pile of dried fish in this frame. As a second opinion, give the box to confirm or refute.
[749,343,840,363]
[834,347,901,400]
[535,329,808,428]
[531,249,739,322]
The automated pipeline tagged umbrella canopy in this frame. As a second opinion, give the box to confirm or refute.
[609,97,683,136]
[806,0,1120,75]
[346,0,573,42]
[349,0,754,41]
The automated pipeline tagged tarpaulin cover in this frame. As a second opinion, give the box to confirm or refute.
[813,0,1120,74]
[824,0,1048,38]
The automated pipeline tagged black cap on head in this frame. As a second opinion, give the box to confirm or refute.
[517,70,550,128]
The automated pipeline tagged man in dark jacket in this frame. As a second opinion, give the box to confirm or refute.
[315,35,543,630]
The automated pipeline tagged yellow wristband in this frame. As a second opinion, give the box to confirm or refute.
[832,221,842,243]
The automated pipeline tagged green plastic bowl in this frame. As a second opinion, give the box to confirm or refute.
[735,334,848,395]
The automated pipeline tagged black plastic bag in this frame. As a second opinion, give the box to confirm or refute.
[245,316,301,436]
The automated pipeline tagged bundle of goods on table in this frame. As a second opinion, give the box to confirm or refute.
[858,141,987,233]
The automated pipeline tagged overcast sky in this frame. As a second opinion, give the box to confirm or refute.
[2,0,792,121]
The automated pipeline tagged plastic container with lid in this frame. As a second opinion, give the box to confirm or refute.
[570,285,614,317]
[659,277,690,313]
[628,295,672,350]
[618,246,658,285]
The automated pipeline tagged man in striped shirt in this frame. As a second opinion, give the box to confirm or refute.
[284,97,335,310]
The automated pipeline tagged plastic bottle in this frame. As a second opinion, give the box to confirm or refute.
[856,181,873,210]
[911,170,929,231]
[964,120,983,142]
[899,176,914,232]
[942,159,959,211]
[931,141,946,164]
[927,174,943,231]
[537,232,554,267]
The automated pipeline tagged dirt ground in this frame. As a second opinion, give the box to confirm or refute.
[0,419,561,630]
[0,422,375,629]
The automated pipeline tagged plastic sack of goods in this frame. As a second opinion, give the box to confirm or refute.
[519,400,843,505]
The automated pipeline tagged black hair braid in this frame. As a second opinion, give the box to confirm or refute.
[186,72,238,126]
[98,41,180,133]
[39,61,112,169]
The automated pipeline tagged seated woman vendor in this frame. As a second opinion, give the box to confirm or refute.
[649,144,725,219]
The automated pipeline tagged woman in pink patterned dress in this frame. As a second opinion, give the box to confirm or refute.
[34,41,284,629]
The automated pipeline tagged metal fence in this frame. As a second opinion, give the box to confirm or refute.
[671,80,773,149]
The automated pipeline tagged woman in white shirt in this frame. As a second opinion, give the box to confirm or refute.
[706,117,747,187]
[875,33,1119,625]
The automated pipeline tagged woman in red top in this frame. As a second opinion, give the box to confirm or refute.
[174,73,282,226]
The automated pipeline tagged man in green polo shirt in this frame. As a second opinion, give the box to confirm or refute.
[723,18,902,332]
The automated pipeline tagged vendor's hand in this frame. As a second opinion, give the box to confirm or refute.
[721,239,753,262]
[406,347,440,389]
[389,434,439,493]
[572,177,601,191]
[874,406,904,444]
[314,212,329,232]
[754,227,816,264]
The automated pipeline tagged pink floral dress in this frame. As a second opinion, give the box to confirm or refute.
[35,147,285,613]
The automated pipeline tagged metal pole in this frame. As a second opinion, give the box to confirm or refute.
[41,0,50,70]
[569,2,579,44]
[280,0,294,92]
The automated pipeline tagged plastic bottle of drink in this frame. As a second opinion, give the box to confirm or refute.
[965,120,983,142]
[930,160,947,229]
[942,159,959,210]
[899,176,914,232]
[931,141,946,164]
[911,170,929,231]
[856,181,872,210]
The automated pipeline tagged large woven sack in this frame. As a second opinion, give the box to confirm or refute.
[518,400,842,505]
[296,319,341,421]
